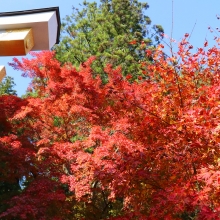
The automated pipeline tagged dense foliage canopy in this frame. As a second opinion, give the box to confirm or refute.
[0,34,220,219]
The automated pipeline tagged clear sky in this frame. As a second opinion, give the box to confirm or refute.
[1,0,220,96]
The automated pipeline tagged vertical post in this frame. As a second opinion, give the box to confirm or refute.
[0,65,6,82]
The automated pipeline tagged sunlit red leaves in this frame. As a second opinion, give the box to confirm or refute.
[128,40,137,45]
[2,36,220,219]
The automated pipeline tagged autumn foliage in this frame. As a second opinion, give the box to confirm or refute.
[0,36,220,219]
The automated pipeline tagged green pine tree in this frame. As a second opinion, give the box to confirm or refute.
[0,76,17,96]
[54,0,164,81]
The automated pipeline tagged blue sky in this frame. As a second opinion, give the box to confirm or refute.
[1,0,220,96]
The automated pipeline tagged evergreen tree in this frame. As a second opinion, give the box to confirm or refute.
[55,0,164,80]
[0,76,17,96]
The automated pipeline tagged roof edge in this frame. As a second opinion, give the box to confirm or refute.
[0,7,61,44]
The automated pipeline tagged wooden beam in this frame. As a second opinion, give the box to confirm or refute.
[0,66,6,82]
[0,28,34,56]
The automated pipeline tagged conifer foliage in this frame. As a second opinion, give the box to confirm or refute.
[0,76,17,96]
[55,0,163,79]
[0,36,220,219]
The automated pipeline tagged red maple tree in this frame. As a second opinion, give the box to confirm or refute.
[0,36,220,219]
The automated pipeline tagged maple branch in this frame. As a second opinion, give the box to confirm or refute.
[192,163,197,175]
[173,68,184,108]
[147,178,166,191]
[101,190,111,216]
[63,119,72,141]
[136,104,170,126]
[171,0,174,42]
[150,58,184,109]
[121,90,170,125]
